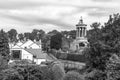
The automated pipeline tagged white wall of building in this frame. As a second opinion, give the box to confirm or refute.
[34,59,46,64]
[10,48,33,61]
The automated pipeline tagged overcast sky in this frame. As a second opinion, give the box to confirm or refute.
[0,0,120,33]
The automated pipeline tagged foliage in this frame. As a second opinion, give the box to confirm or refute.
[0,68,24,80]
[49,61,65,80]
[0,65,49,80]
[7,29,17,42]
[42,34,51,51]
[63,71,83,80]
[38,29,45,40]
[0,61,66,80]
[24,32,31,40]
[106,54,120,80]
[49,49,86,62]
[18,33,24,41]
[48,30,59,36]
[85,13,120,80]
[9,59,35,67]
[50,33,63,50]
[68,30,76,39]
[85,69,106,80]
[0,30,10,61]
[0,55,8,71]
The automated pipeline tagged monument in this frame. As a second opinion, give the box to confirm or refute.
[70,17,88,52]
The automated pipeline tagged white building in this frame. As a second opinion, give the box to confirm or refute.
[9,40,50,65]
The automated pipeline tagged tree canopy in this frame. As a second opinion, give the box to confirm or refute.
[7,29,17,42]
[85,13,120,80]
[50,33,63,50]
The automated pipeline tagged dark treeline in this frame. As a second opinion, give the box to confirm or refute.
[4,28,76,51]
[6,29,76,42]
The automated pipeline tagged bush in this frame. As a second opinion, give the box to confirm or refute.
[85,69,107,80]
[49,61,65,80]
[0,65,49,80]
[0,61,66,80]
[63,71,84,80]
[106,54,120,80]
[0,68,24,80]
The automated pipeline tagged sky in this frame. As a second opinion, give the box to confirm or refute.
[0,0,120,33]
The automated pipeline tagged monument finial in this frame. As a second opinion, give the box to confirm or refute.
[79,16,83,24]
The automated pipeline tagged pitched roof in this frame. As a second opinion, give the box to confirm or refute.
[12,45,22,49]
[21,40,34,48]
[16,41,23,46]
[25,49,44,59]
[29,42,40,48]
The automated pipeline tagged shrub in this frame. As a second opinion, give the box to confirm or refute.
[106,54,120,80]
[49,61,65,80]
[85,69,107,80]
[63,71,84,80]
[0,68,24,80]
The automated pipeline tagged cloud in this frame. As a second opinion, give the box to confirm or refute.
[92,0,113,2]
[0,0,120,33]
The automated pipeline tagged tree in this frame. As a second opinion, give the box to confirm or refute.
[48,30,59,36]
[69,30,76,39]
[7,29,17,42]
[87,22,101,43]
[36,29,45,41]
[90,22,101,29]
[0,30,10,61]
[24,32,31,41]
[31,29,40,41]
[0,30,10,71]
[50,33,63,50]
[18,33,24,41]
[61,31,69,38]
[85,13,120,80]
[42,34,51,51]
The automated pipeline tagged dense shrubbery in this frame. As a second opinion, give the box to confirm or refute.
[85,13,120,80]
[63,71,83,80]
[106,54,120,80]
[0,65,46,80]
[0,61,67,80]
[85,69,107,80]
[49,49,86,62]
[48,61,65,80]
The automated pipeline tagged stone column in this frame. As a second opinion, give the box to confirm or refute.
[83,27,85,37]
[76,27,78,38]
[81,27,83,37]
[78,27,79,37]
[84,27,86,36]
[80,27,82,37]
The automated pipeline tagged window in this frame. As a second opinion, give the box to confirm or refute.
[79,43,85,47]
[33,55,36,58]
[11,50,21,60]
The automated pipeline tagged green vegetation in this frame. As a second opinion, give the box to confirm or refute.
[85,13,120,80]
[63,71,83,80]
[0,30,10,71]
[50,33,63,50]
